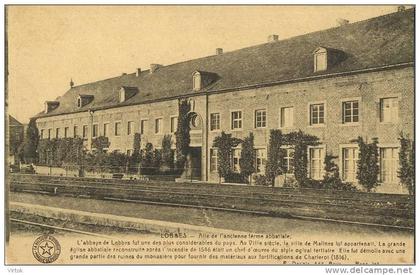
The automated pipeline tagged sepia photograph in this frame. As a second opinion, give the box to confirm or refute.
[4,4,415,268]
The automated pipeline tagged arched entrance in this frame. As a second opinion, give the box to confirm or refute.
[185,112,203,180]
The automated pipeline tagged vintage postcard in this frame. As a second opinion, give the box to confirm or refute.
[4,5,415,266]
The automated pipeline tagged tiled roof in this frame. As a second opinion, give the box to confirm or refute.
[35,8,414,118]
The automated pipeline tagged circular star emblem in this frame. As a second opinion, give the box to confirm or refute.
[32,235,61,263]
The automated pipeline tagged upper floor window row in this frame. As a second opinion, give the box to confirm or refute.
[206,97,399,132]
[38,97,400,139]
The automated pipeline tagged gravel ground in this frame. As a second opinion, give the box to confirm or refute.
[10,192,413,238]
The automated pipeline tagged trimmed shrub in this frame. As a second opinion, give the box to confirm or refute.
[398,133,415,195]
[175,99,190,169]
[356,137,380,192]
[323,154,358,192]
[239,133,255,183]
[213,131,242,179]
[161,135,174,173]
[265,130,286,185]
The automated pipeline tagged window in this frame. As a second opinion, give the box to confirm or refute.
[127,121,134,135]
[232,149,241,172]
[155,118,162,134]
[64,127,69,138]
[380,97,399,123]
[140,120,147,135]
[255,149,267,174]
[231,111,242,130]
[210,148,218,172]
[55,128,60,139]
[170,116,178,133]
[103,123,109,137]
[310,103,325,125]
[281,147,294,174]
[342,147,358,182]
[48,129,52,139]
[114,122,121,136]
[210,113,220,131]
[309,147,325,180]
[73,126,78,138]
[280,107,294,128]
[82,125,88,138]
[40,129,44,139]
[77,97,82,108]
[255,109,267,128]
[92,124,98,138]
[342,101,359,124]
[380,147,399,183]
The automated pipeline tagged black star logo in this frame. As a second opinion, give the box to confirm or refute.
[40,241,54,256]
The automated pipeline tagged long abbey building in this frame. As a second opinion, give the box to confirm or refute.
[34,9,414,193]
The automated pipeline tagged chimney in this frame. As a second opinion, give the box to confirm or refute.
[397,5,406,12]
[136,68,141,77]
[122,72,127,76]
[267,34,279,43]
[336,18,350,27]
[216,48,223,55]
[150,64,163,74]
[70,78,74,88]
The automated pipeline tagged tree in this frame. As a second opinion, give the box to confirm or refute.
[128,133,142,174]
[265,130,286,186]
[213,131,241,179]
[153,149,162,173]
[175,99,191,170]
[141,143,155,175]
[161,134,174,172]
[398,133,415,195]
[356,137,380,192]
[20,118,39,163]
[108,151,128,173]
[239,133,255,183]
[91,136,110,152]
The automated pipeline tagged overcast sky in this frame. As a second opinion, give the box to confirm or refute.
[7,5,404,123]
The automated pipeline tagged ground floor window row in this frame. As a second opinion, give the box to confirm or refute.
[209,145,400,184]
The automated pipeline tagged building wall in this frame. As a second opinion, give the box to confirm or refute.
[9,123,24,164]
[36,66,414,192]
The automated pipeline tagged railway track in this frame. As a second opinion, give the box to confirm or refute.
[10,180,413,213]
[11,176,414,206]
[9,174,415,229]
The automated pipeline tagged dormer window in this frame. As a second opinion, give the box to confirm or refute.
[77,94,94,108]
[193,72,201,91]
[119,89,125,102]
[192,71,218,92]
[313,47,328,72]
[313,47,346,73]
[44,101,60,113]
[119,86,138,103]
